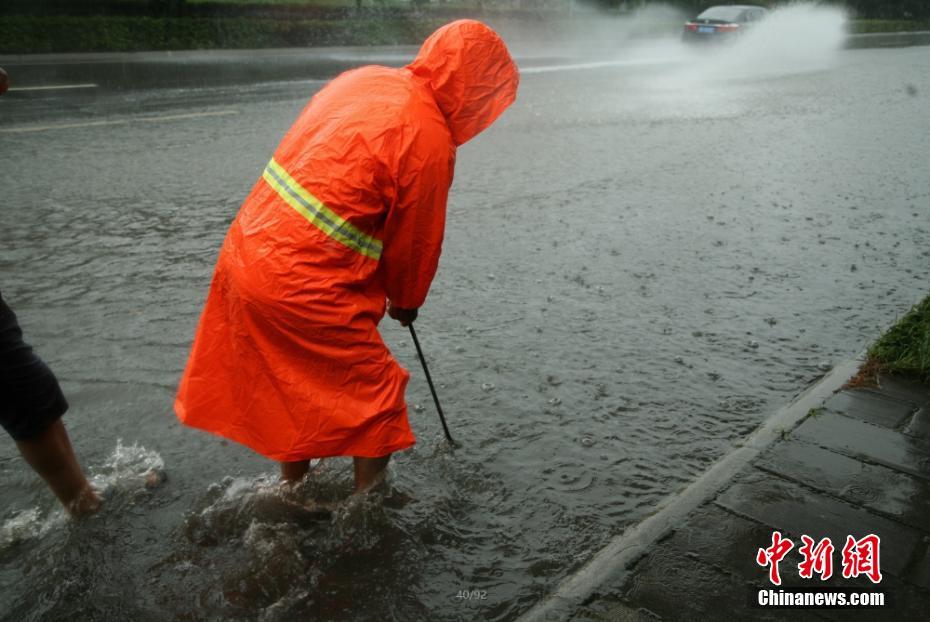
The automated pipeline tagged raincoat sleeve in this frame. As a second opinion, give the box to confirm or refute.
[381,138,455,310]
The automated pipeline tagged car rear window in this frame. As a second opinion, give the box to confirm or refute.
[696,6,748,22]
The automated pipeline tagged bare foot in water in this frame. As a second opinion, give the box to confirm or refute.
[353,454,391,494]
[15,419,101,518]
[66,484,101,517]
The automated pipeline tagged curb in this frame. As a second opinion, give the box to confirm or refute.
[517,356,863,622]
[844,30,930,49]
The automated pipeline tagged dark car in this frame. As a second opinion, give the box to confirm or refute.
[682,5,769,42]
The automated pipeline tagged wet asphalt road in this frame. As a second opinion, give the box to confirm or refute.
[1,37,929,621]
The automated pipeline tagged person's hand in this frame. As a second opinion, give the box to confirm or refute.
[387,301,418,326]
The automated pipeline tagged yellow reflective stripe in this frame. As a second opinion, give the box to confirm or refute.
[262,158,383,260]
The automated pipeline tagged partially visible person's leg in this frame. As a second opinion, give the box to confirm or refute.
[353,454,390,493]
[280,459,310,482]
[16,418,99,515]
[1,291,98,516]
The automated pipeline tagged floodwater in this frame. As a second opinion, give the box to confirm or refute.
[2,7,929,620]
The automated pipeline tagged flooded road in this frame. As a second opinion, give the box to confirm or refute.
[2,31,929,621]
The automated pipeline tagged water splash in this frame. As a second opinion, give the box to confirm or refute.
[157,465,416,618]
[184,461,414,546]
[0,439,164,550]
[621,3,849,120]
[0,507,64,549]
[184,465,353,546]
[89,438,166,494]
[702,3,849,80]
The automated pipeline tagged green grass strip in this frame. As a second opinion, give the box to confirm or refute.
[0,16,446,54]
[849,19,930,34]
[867,294,930,381]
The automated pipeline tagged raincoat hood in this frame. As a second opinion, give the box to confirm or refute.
[408,20,519,146]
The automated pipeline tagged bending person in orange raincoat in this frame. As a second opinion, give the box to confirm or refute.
[175,20,519,492]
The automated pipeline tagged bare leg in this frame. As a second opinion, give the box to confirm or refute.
[353,454,390,493]
[280,459,310,482]
[15,418,100,516]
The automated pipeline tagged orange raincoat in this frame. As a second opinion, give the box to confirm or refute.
[175,20,519,461]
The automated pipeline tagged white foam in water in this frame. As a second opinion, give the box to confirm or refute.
[189,469,340,543]
[217,474,273,502]
[90,438,166,493]
[260,589,312,622]
[0,507,65,549]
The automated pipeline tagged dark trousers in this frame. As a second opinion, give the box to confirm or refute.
[0,291,68,441]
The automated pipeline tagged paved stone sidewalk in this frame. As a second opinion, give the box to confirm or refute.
[575,374,930,621]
